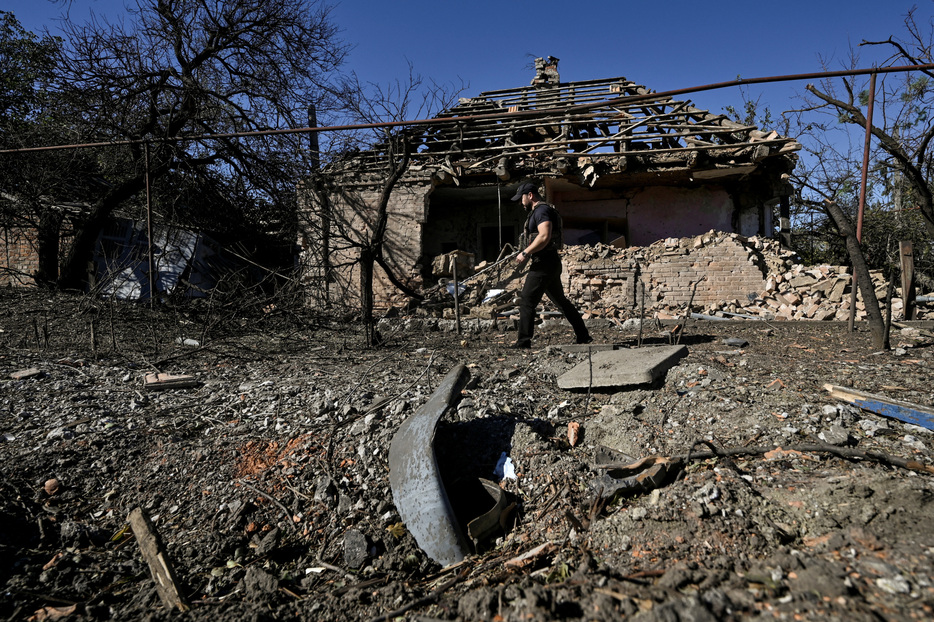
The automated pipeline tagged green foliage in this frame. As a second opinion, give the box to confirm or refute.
[0,11,61,125]
[790,195,934,287]
[0,12,88,226]
[724,91,773,129]
[900,76,930,102]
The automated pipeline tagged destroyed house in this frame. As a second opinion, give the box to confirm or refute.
[298,58,800,307]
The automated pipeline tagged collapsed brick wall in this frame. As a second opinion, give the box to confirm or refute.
[555,230,930,321]
[563,231,770,313]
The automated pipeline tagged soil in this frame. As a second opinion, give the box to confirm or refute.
[1,288,934,621]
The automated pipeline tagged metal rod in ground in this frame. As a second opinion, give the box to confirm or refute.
[676,277,704,346]
[638,265,645,348]
[453,262,461,335]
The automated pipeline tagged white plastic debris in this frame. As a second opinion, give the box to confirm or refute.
[494,452,516,480]
[482,289,505,303]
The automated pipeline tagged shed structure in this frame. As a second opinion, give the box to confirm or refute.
[298,58,800,308]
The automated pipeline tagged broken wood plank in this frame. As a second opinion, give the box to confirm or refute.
[143,372,198,391]
[823,383,934,431]
[900,240,916,321]
[127,507,190,612]
[10,367,42,380]
[504,542,556,569]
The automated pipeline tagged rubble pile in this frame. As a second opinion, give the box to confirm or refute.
[420,231,932,324]
[561,232,931,322]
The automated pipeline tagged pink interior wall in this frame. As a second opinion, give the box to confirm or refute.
[627,186,732,247]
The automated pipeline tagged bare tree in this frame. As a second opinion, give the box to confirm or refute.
[802,8,934,240]
[303,68,463,346]
[823,200,887,350]
[0,11,95,286]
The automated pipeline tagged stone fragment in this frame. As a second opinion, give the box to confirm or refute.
[557,345,688,390]
[343,529,369,569]
[243,567,278,600]
[818,425,851,446]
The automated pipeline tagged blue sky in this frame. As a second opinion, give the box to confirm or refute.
[6,0,932,123]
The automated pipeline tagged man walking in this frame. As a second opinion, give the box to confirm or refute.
[511,181,592,348]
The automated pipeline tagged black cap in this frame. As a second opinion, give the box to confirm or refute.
[510,182,538,201]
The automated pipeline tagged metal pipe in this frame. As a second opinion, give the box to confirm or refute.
[144,143,155,307]
[857,72,877,243]
[3,63,933,155]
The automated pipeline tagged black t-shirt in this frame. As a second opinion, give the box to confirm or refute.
[525,202,562,262]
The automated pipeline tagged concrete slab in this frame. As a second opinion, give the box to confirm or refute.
[557,345,688,390]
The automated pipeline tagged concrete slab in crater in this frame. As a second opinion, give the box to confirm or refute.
[557,345,688,390]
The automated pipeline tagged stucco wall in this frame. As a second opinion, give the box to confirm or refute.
[549,184,737,248]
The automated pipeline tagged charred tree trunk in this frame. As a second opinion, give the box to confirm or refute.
[824,200,887,350]
[58,164,152,291]
[360,247,377,346]
[58,197,123,291]
[361,134,411,347]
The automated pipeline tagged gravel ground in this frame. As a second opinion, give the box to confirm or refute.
[1,289,933,621]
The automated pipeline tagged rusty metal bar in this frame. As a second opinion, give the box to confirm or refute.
[2,63,932,155]
[144,143,155,306]
[857,72,877,243]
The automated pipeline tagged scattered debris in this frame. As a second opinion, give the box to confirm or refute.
[504,542,556,570]
[493,452,516,480]
[10,367,41,380]
[2,289,934,621]
[824,383,934,431]
[466,479,509,544]
[127,507,190,612]
[592,456,683,499]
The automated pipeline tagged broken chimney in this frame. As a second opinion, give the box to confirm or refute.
[532,56,560,87]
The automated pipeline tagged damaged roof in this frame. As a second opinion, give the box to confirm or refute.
[327,58,800,189]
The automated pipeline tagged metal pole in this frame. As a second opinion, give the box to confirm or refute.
[497,185,502,251]
[145,143,155,307]
[4,64,933,155]
[452,261,461,335]
[856,72,876,242]
[848,72,876,332]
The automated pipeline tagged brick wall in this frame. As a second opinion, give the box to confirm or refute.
[297,181,430,308]
[563,231,768,312]
[1,227,39,287]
